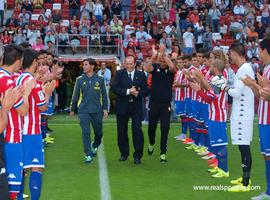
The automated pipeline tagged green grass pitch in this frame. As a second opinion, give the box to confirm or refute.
[29,115,265,200]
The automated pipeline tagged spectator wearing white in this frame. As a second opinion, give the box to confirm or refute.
[136,25,151,43]
[0,0,5,27]
[247,40,259,61]
[39,8,49,23]
[121,0,131,21]
[202,25,212,51]
[13,28,26,45]
[159,31,172,55]
[110,14,123,34]
[249,56,259,75]
[233,1,245,16]
[80,0,93,20]
[124,22,135,39]
[19,8,30,24]
[155,0,165,22]
[217,0,228,16]
[28,23,41,46]
[195,21,205,50]
[165,21,174,35]
[44,30,56,49]
[185,0,196,9]
[208,4,221,33]
[183,26,194,56]
[93,0,103,23]
[59,27,69,53]
[79,16,90,37]
[260,0,270,27]
[101,20,109,34]
[244,2,256,25]
[98,62,111,111]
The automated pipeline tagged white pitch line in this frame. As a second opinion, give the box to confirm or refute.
[98,143,112,200]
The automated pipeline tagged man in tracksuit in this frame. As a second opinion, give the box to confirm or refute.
[70,58,108,163]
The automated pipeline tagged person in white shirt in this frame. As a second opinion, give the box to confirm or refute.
[233,1,245,15]
[98,62,111,111]
[0,0,5,26]
[183,27,194,56]
[19,8,30,24]
[136,25,151,43]
[221,43,254,192]
[93,0,104,23]
[260,0,270,27]
[164,21,174,35]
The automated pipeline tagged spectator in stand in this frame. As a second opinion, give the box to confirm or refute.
[165,21,174,35]
[102,34,114,53]
[124,20,135,38]
[260,0,270,27]
[17,16,26,28]
[0,0,4,27]
[182,17,194,32]
[218,0,228,16]
[183,26,194,56]
[145,22,154,38]
[233,1,245,16]
[103,0,112,20]
[93,0,104,23]
[69,0,80,20]
[170,26,179,45]
[202,25,212,51]
[1,30,10,45]
[46,40,56,54]
[143,6,154,25]
[79,15,90,37]
[200,8,211,27]
[169,4,178,27]
[32,37,44,51]
[21,0,34,12]
[39,8,49,23]
[229,16,243,38]
[208,4,221,33]
[136,25,151,43]
[247,26,259,41]
[90,20,100,33]
[6,14,19,28]
[13,28,26,45]
[70,15,80,28]
[44,30,55,49]
[111,0,122,18]
[110,14,123,34]
[185,0,196,9]
[101,20,110,34]
[19,8,30,25]
[70,27,80,54]
[195,20,205,50]
[45,20,56,34]
[154,26,164,42]
[159,31,172,55]
[189,9,200,25]
[121,0,131,21]
[59,27,69,53]
[255,22,266,40]
[244,2,256,25]
[155,0,166,22]
[36,15,48,27]
[28,23,41,46]
[219,20,228,35]
[90,28,101,53]
[136,0,145,11]
[52,9,62,24]
[80,0,93,20]
[249,56,259,74]
[247,40,259,61]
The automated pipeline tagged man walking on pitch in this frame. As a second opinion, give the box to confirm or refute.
[70,58,108,163]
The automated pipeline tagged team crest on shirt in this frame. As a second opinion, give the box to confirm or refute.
[94,82,100,90]
[7,79,13,86]
[38,91,45,100]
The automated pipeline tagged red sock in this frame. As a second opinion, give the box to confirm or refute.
[9,192,18,200]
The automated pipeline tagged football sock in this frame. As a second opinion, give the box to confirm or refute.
[29,171,42,200]
[180,116,189,134]
[265,160,270,195]
[238,145,252,186]
[216,145,228,172]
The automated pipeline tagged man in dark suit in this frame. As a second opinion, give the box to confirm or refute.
[112,56,148,164]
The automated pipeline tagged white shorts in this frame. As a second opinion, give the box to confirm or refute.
[230,120,253,145]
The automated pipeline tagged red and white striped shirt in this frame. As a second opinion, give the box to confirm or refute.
[0,68,24,143]
[258,65,270,125]
[16,72,46,135]
[175,69,185,101]
[189,65,197,100]
[198,86,227,122]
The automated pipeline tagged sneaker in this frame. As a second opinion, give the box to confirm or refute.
[176,134,186,141]
[47,127,53,133]
[195,146,207,153]
[228,184,250,192]
[183,138,194,144]
[174,134,182,139]
[148,144,155,155]
[251,192,270,200]
[230,177,251,185]
[198,150,209,156]
[23,194,29,199]
[202,152,216,160]
[160,154,167,163]
[209,160,218,168]
[185,144,197,150]
[207,157,218,165]
[91,143,98,157]
[212,169,229,178]
[44,136,54,144]
[208,167,219,174]
[46,135,55,141]
[85,155,93,164]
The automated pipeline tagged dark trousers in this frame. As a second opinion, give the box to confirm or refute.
[148,102,171,155]
[0,10,4,27]
[0,134,9,200]
[78,113,103,156]
[116,104,144,160]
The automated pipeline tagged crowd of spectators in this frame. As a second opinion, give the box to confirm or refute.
[0,0,269,62]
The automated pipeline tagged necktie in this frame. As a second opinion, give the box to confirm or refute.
[128,73,132,81]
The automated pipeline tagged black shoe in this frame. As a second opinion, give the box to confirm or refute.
[119,156,128,161]
[134,159,141,165]
[47,127,53,133]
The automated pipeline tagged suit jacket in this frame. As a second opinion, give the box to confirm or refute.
[112,69,148,119]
